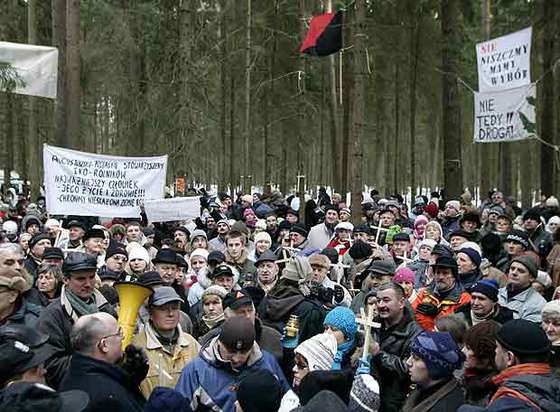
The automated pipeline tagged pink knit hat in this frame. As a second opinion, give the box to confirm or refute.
[393,267,415,284]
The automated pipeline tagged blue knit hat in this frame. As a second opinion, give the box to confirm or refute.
[323,307,357,341]
[410,332,465,380]
[144,387,191,412]
[457,247,481,268]
[469,279,499,302]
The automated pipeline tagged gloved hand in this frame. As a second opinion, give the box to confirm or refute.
[416,302,438,317]
[281,329,299,349]
[356,357,371,376]
[333,285,345,304]
[120,344,149,386]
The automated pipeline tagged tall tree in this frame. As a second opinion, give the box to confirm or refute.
[441,0,463,199]
[349,0,366,222]
[51,0,66,147]
[65,0,80,147]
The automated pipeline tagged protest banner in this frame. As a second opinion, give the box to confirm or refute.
[474,83,536,143]
[43,144,167,217]
[0,41,58,99]
[476,26,532,92]
[143,197,200,223]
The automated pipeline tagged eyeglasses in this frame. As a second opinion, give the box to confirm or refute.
[99,326,123,341]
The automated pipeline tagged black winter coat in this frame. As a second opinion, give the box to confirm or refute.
[403,378,465,412]
[37,297,117,388]
[60,353,145,412]
[372,307,423,412]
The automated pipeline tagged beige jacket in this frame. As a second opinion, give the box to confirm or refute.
[133,322,200,398]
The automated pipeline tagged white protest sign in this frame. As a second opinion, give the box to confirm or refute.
[43,145,167,217]
[0,41,58,99]
[476,27,532,92]
[474,83,536,143]
[144,197,201,223]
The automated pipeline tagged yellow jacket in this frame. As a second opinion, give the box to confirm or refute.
[133,322,200,398]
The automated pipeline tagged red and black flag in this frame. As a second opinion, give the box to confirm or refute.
[300,11,343,57]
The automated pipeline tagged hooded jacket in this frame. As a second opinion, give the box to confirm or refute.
[175,337,289,412]
[497,285,546,323]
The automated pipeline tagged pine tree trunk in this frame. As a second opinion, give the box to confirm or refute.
[441,0,463,199]
[27,0,40,198]
[540,0,555,197]
[65,0,81,148]
[52,0,66,147]
[243,0,252,194]
[408,2,420,196]
[349,0,366,223]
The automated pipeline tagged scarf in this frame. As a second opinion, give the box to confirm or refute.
[332,338,354,370]
[64,288,98,317]
[470,306,496,326]
[202,312,225,330]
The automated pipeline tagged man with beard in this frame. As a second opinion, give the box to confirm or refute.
[306,205,339,251]
[367,282,422,412]
[208,219,230,253]
[173,227,190,254]
[412,256,471,331]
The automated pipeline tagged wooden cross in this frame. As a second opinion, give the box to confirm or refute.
[296,174,306,193]
[394,249,413,263]
[373,222,390,246]
[357,306,381,361]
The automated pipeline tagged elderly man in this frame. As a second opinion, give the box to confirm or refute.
[81,228,106,256]
[199,289,282,362]
[42,247,65,267]
[412,256,471,331]
[0,268,41,328]
[176,316,289,411]
[66,220,86,250]
[208,219,230,252]
[37,252,116,388]
[60,313,146,412]
[308,254,351,307]
[369,282,422,412]
[97,243,128,287]
[24,234,52,280]
[498,255,546,322]
[133,287,199,397]
[255,250,279,295]
[152,249,179,286]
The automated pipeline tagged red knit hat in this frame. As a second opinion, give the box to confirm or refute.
[424,202,439,219]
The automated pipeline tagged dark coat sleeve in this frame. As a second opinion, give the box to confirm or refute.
[37,302,73,389]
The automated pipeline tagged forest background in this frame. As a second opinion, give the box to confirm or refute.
[1,0,559,212]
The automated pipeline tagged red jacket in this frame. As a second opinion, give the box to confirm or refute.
[411,284,471,331]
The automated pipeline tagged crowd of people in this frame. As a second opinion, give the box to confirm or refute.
[0,187,559,411]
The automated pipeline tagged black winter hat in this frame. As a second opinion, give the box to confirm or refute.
[42,247,64,260]
[207,250,226,265]
[290,223,308,238]
[496,319,550,355]
[392,232,410,243]
[83,228,105,241]
[431,244,454,258]
[299,370,353,406]
[506,230,530,250]
[219,316,255,352]
[0,382,89,412]
[139,271,164,287]
[353,224,371,235]
[460,211,481,226]
[66,220,87,232]
[152,249,178,265]
[432,256,458,276]
[105,242,128,260]
[237,369,283,412]
[348,240,372,260]
[62,253,98,274]
[320,248,339,264]
[522,208,542,222]
[29,234,51,250]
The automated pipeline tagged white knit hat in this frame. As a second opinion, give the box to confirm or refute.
[294,333,337,372]
[254,231,272,244]
[190,248,209,262]
[127,245,150,263]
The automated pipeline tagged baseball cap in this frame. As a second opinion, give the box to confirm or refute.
[223,290,253,311]
[218,316,255,352]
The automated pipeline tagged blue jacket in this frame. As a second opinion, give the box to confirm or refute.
[175,337,289,411]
